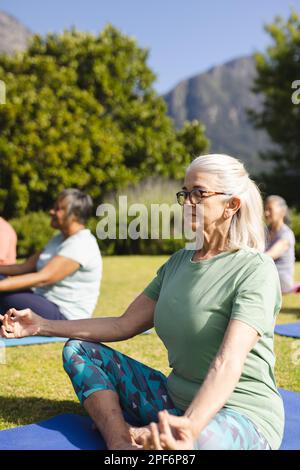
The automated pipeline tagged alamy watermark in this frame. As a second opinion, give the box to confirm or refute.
[291,80,300,104]
[0,80,6,105]
[96,196,205,250]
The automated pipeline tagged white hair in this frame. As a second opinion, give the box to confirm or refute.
[187,154,266,252]
[265,195,291,225]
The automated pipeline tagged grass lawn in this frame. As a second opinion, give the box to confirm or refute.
[0,256,300,430]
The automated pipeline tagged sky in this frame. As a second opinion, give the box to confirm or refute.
[1,0,300,94]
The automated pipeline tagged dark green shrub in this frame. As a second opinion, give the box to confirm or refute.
[10,211,56,258]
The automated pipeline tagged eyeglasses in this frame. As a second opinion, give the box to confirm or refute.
[176,188,232,206]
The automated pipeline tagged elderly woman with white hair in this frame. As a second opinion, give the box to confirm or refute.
[264,195,300,294]
[0,155,284,450]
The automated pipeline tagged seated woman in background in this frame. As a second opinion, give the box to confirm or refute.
[264,195,300,294]
[0,188,102,320]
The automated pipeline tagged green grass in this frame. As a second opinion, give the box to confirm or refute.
[0,257,300,430]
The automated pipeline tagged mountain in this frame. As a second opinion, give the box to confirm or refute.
[164,56,274,175]
[0,14,271,175]
[0,11,32,54]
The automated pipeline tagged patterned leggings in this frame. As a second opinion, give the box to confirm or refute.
[63,340,271,450]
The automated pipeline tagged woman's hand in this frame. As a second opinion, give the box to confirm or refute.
[0,255,80,292]
[142,410,196,450]
[0,308,42,338]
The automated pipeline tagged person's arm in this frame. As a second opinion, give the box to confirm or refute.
[0,234,13,265]
[185,258,280,438]
[0,255,80,291]
[265,238,289,260]
[141,320,260,450]
[0,252,41,276]
[146,258,280,450]
[0,292,156,342]
[183,319,259,438]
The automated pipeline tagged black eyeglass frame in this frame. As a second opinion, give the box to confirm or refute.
[176,188,232,205]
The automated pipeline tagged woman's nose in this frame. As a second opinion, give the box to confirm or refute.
[184,197,193,206]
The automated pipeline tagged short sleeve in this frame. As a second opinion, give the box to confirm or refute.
[57,237,91,267]
[283,226,295,248]
[143,262,168,301]
[230,258,282,336]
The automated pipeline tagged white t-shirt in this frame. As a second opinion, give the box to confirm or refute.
[265,223,295,293]
[34,229,102,320]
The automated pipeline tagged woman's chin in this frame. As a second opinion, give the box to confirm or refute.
[183,220,195,229]
[50,220,59,229]
[183,222,200,237]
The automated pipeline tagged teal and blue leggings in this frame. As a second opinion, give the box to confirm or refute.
[63,340,271,450]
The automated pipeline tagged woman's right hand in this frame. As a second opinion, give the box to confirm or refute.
[141,411,196,450]
[0,308,42,338]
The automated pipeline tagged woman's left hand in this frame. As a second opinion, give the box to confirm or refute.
[142,410,196,450]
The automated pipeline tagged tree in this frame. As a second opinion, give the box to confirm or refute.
[176,120,209,160]
[0,26,209,217]
[249,12,300,207]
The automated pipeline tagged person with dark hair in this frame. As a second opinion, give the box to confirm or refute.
[0,188,102,320]
[265,195,300,294]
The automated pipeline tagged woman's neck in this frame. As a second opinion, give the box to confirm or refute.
[270,220,284,232]
[195,223,230,259]
[62,223,85,239]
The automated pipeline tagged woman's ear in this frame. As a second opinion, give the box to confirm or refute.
[224,197,241,218]
[230,196,241,214]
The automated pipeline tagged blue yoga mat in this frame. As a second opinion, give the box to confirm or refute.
[1,331,152,348]
[0,414,102,450]
[275,323,300,338]
[0,336,68,347]
[279,389,300,450]
[0,389,298,450]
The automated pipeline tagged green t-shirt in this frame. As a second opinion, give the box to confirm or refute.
[143,248,284,450]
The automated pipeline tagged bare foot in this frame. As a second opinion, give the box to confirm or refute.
[112,442,143,450]
[92,420,151,442]
[91,421,148,449]
[129,425,151,445]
